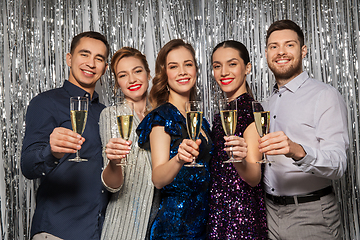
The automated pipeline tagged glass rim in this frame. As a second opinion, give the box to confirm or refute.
[70,96,88,101]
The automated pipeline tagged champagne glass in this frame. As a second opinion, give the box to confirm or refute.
[116,99,134,166]
[252,101,272,163]
[69,96,88,162]
[219,98,241,163]
[184,101,204,167]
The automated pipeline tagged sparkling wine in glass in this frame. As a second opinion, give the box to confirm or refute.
[185,101,204,167]
[116,99,134,166]
[69,96,88,162]
[219,98,241,163]
[252,101,272,163]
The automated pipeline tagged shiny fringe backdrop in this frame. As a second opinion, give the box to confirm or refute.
[0,0,359,239]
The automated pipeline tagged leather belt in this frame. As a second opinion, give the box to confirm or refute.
[266,186,333,205]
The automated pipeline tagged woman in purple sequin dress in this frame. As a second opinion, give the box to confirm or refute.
[208,40,268,239]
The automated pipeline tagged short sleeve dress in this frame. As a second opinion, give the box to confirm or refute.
[137,102,212,240]
[208,93,267,239]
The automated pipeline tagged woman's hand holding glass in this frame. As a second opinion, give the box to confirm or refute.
[223,135,247,162]
[105,138,132,166]
[176,138,201,165]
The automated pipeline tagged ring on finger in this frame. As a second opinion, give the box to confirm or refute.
[230,146,233,152]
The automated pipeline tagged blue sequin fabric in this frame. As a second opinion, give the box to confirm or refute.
[208,93,267,239]
[137,102,212,240]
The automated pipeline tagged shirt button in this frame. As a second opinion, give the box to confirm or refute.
[271,188,275,191]
[279,94,282,97]
[273,115,276,119]
[54,161,58,164]
[101,190,104,194]
[85,94,89,97]
[268,163,271,167]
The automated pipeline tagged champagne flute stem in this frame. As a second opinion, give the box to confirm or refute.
[264,153,271,163]
[231,148,234,160]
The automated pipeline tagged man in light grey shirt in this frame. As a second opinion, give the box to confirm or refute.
[259,20,349,240]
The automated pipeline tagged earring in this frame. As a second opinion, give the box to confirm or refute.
[166,85,170,91]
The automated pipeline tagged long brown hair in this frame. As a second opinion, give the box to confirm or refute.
[149,39,198,108]
[110,47,150,95]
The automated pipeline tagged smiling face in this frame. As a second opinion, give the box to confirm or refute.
[66,37,108,95]
[266,29,307,87]
[115,56,149,102]
[212,47,251,99]
[166,46,197,99]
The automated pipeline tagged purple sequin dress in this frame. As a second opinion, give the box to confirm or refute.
[208,93,267,239]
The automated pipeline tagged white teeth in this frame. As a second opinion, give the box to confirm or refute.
[83,70,94,75]
[178,79,189,83]
[277,60,289,63]
[221,79,232,83]
[129,85,140,89]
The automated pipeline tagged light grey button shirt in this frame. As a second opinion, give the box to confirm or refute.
[263,71,349,196]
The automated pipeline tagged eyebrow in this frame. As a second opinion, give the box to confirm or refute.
[267,40,298,46]
[167,59,194,65]
[117,66,144,76]
[213,58,239,64]
[132,65,144,70]
[78,49,106,60]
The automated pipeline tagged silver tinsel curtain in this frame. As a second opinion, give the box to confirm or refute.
[0,0,359,239]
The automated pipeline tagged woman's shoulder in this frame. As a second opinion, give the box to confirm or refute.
[137,103,184,148]
[100,105,116,116]
[237,93,254,105]
[143,102,183,124]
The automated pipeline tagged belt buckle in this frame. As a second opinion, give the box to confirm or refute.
[273,196,288,205]
[279,196,288,205]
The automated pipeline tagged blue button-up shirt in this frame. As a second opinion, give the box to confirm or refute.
[21,80,110,240]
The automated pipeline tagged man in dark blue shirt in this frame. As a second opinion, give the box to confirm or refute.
[21,31,110,240]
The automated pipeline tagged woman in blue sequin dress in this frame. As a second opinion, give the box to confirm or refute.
[208,40,267,239]
[137,39,211,240]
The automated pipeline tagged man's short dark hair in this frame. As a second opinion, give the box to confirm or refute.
[70,31,110,58]
[266,20,304,47]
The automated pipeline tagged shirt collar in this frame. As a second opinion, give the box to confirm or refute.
[272,71,309,93]
[63,80,99,103]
